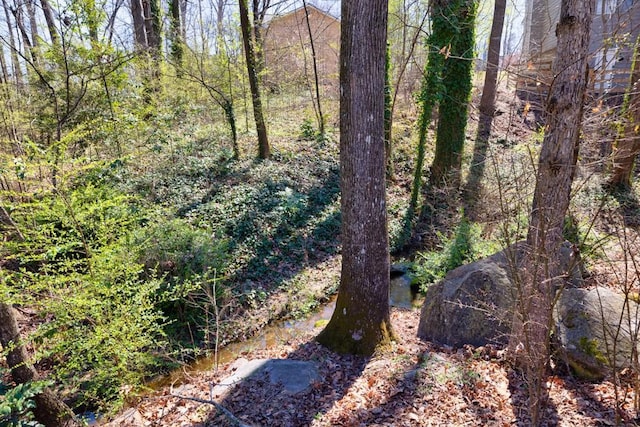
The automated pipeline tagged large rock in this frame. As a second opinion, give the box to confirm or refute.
[417,247,519,347]
[555,287,640,380]
[417,241,583,347]
[211,358,320,398]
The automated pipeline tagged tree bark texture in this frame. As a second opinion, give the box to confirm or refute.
[0,303,78,427]
[145,0,162,58]
[509,0,593,423]
[251,0,269,72]
[477,0,506,141]
[239,0,270,159]
[169,0,184,70]
[316,0,393,356]
[131,0,147,48]
[25,0,39,50]
[429,0,478,187]
[609,36,640,189]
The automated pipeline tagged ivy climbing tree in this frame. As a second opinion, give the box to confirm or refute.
[428,0,478,187]
[400,0,477,246]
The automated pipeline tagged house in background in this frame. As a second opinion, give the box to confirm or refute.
[262,4,340,90]
[520,0,640,99]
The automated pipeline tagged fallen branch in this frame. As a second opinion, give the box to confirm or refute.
[169,392,252,427]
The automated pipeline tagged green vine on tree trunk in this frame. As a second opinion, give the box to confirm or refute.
[398,0,477,249]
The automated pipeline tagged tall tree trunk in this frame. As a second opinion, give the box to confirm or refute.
[40,0,60,48]
[302,0,325,137]
[215,0,225,35]
[465,0,506,211]
[251,0,269,72]
[133,0,161,104]
[169,0,184,72]
[0,45,9,84]
[608,36,640,189]
[0,303,79,427]
[1,0,22,89]
[400,1,450,246]
[239,0,270,159]
[131,0,148,48]
[509,0,593,424]
[145,0,161,59]
[429,0,478,188]
[25,0,39,50]
[316,0,394,356]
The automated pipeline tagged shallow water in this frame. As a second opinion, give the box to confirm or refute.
[149,274,417,389]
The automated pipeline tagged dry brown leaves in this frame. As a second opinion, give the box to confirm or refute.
[102,307,640,427]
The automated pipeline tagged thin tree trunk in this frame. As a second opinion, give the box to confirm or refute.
[239,0,270,159]
[608,35,640,189]
[106,0,125,45]
[10,3,37,65]
[388,3,428,180]
[509,1,593,424]
[316,0,394,356]
[0,303,79,427]
[465,0,506,212]
[384,43,393,179]
[302,0,325,137]
[2,0,23,89]
[40,0,60,48]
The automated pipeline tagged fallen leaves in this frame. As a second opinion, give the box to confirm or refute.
[103,308,639,426]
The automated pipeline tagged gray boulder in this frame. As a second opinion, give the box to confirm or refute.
[417,241,584,348]
[555,287,640,380]
[417,247,519,347]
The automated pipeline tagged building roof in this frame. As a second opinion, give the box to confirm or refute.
[265,2,340,25]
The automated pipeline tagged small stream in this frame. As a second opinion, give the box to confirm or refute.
[150,272,418,389]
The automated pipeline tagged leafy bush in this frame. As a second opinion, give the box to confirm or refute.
[413,217,499,291]
[134,218,228,283]
[2,181,169,413]
[299,118,317,140]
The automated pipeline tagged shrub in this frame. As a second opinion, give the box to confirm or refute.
[413,217,499,291]
[2,180,169,413]
[134,218,228,284]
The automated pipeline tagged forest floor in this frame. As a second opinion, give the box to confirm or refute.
[107,287,639,426]
[98,83,640,426]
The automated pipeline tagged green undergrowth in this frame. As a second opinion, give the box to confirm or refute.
[1,170,171,413]
[0,374,51,427]
[0,91,348,414]
[412,215,500,291]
